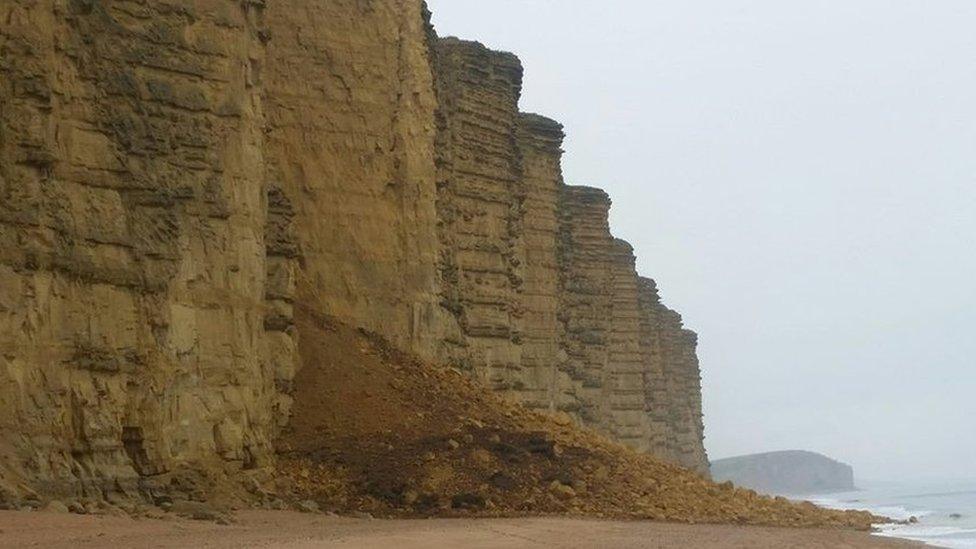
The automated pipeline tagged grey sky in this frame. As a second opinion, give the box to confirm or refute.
[427,0,976,481]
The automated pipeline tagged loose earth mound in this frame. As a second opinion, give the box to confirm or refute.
[275,307,880,529]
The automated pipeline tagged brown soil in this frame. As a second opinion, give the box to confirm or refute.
[275,307,883,530]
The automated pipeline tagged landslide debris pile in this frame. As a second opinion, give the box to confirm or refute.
[276,307,878,530]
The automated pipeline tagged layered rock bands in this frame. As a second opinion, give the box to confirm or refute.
[0,0,707,501]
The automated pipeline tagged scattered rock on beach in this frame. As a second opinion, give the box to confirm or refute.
[451,493,486,510]
[42,501,69,513]
[169,500,226,521]
[297,500,320,513]
[548,481,576,500]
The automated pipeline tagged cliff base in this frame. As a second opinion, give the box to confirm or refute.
[276,308,877,529]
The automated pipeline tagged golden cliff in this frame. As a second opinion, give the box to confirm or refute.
[0,0,707,503]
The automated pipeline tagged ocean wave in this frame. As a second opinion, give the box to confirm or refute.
[807,497,931,521]
[874,524,976,549]
[803,489,976,547]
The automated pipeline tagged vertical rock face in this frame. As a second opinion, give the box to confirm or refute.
[432,38,526,388]
[606,239,655,452]
[556,186,615,427]
[516,114,571,410]
[262,0,452,360]
[637,278,709,472]
[0,0,708,499]
[0,0,280,498]
[425,34,711,471]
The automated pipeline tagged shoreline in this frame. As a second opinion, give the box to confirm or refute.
[800,482,976,549]
[0,510,926,548]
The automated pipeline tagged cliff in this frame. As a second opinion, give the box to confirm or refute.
[711,451,857,495]
[0,0,706,505]
[428,38,707,472]
[0,0,280,502]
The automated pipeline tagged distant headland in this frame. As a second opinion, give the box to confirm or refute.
[711,450,856,495]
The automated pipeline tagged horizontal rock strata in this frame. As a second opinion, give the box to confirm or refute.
[0,0,708,501]
[0,0,281,500]
[516,113,571,410]
[432,38,526,389]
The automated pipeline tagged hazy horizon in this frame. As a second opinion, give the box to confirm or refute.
[428,0,976,482]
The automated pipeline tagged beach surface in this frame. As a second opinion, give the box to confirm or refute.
[0,510,925,548]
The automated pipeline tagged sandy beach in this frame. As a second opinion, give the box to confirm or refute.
[0,510,925,549]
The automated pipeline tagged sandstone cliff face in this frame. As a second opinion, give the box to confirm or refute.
[427,38,707,473]
[516,113,571,410]
[0,0,708,502]
[263,0,452,362]
[432,38,526,387]
[427,37,707,473]
[638,277,709,469]
[0,0,279,500]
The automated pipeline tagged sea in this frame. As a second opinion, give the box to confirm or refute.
[797,479,976,548]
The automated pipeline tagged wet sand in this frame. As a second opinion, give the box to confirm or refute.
[0,510,926,548]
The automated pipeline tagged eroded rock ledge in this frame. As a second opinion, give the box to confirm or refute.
[0,0,706,504]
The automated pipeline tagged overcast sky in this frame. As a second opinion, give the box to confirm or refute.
[427,0,976,481]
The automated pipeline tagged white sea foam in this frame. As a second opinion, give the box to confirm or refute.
[807,496,931,522]
[874,524,976,548]
[803,486,976,548]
